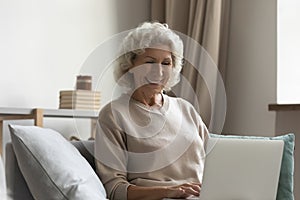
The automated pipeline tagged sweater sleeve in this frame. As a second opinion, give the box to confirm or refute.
[199,116,210,148]
[178,97,210,143]
[95,104,131,200]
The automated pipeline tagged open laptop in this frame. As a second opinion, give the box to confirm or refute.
[164,137,284,200]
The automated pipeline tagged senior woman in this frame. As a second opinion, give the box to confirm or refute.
[95,22,209,200]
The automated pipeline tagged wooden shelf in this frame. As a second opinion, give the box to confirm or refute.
[0,107,99,118]
[268,104,300,111]
[0,107,99,156]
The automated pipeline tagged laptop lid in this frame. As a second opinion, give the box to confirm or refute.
[199,137,284,200]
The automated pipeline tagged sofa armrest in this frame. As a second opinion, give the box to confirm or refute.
[0,155,6,199]
[5,143,34,200]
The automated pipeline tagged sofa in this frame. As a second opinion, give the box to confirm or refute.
[3,125,296,200]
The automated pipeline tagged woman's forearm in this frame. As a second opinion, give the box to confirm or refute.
[127,185,168,200]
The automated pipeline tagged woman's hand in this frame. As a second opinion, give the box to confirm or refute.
[165,182,201,199]
[127,182,201,200]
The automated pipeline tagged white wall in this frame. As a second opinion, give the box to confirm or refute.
[0,0,150,141]
[223,0,277,137]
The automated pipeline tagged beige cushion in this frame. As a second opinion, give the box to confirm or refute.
[9,125,106,200]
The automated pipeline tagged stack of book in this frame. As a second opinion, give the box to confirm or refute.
[59,90,101,110]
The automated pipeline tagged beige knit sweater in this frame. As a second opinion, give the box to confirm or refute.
[95,94,209,200]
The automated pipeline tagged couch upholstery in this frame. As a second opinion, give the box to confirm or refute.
[4,125,295,200]
[5,140,96,200]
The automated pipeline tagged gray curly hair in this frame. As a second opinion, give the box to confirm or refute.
[114,21,184,91]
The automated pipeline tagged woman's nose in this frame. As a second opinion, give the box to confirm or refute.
[150,63,163,77]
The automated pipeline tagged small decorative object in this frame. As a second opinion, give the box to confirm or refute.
[76,75,92,90]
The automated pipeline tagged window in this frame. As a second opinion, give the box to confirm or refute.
[277,0,300,103]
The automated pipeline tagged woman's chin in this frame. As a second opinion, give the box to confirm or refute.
[148,83,163,88]
[134,82,165,93]
[142,83,163,93]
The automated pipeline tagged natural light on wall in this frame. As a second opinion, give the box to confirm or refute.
[277,0,300,103]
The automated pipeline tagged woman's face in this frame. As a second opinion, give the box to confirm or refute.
[130,48,173,93]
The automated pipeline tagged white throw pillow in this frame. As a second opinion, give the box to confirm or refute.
[9,125,107,200]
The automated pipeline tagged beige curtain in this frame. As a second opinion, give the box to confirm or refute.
[151,0,230,133]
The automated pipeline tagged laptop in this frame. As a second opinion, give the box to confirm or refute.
[164,137,284,200]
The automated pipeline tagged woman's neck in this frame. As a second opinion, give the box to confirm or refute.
[131,90,163,108]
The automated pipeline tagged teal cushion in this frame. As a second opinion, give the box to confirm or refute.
[209,133,295,200]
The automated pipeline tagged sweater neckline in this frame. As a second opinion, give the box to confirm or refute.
[123,93,170,115]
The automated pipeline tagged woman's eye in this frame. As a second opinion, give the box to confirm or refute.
[145,61,155,64]
[162,62,171,66]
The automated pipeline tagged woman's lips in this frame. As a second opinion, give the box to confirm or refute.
[145,78,162,84]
